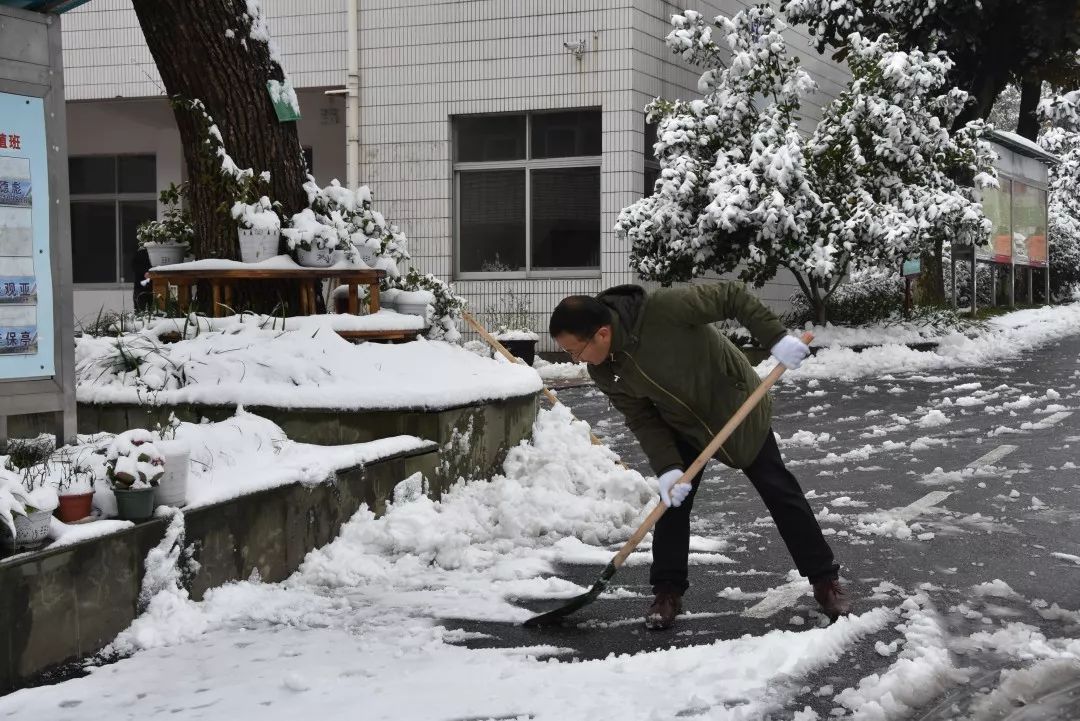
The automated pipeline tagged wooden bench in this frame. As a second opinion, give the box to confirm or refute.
[148,261,419,343]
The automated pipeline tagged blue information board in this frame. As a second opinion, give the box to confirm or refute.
[0,92,54,378]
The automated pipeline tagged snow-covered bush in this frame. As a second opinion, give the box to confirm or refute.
[786,268,904,326]
[102,430,165,490]
[283,180,409,260]
[617,7,996,323]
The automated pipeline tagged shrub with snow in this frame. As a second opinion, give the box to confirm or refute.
[102,430,165,490]
[786,268,904,326]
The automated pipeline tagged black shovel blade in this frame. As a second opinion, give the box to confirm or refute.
[522,561,617,627]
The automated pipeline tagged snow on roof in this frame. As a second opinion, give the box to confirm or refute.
[990,130,1058,165]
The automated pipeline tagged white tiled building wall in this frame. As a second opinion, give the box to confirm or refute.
[62,0,347,100]
[60,0,849,341]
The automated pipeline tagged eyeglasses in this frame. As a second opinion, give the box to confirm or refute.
[565,331,597,363]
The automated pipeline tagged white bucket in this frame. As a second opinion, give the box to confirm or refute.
[145,243,186,268]
[154,439,190,507]
[238,228,280,263]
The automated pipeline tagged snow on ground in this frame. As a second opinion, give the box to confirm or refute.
[76,324,542,409]
[761,303,1080,382]
[0,406,913,720]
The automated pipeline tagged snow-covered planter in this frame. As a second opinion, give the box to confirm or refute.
[0,469,58,550]
[101,430,165,521]
[232,192,282,264]
[382,269,465,343]
[395,289,435,323]
[55,460,96,523]
[137,183,193,268]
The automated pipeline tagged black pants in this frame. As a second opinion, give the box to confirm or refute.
[650,429,839,595]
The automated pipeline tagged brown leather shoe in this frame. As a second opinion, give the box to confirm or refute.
[812,578,852,621]
[645,590,683,630]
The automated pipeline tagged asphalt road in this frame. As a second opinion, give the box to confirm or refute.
[454,332,1080,719]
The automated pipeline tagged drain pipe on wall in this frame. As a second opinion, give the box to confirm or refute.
[346,0,360,189]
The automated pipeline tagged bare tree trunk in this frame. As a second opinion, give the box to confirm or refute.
[1016,75,1043,140]
[132,0,307,260]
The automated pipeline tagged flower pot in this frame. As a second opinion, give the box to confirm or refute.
[501,338,537,366]
[238,227,280,263]
[113,487,157,522]
[394,290,434,326]
[296,246,334,267]
[2,509,52,550]
[145,243,187,268]
[154,440,190,508]
[56,492,94,523]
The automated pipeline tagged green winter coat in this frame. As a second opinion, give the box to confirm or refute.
[587,283,789,473]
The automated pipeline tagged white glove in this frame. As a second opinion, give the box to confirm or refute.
[658,468,692,508]
[770,334,810,370]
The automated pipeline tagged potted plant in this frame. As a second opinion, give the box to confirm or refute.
[0,467,57,550]
[101,429,165,522]
[282,208,346,268]
[55,454,96,523]
[487,288,539,366]
[136,182,193,267]
[152,413,189,508]
[231,174,282,264]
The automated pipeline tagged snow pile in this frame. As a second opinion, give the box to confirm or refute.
[75,326,542,410]
[533,357,589,385]
[0,405,914,721]
[834,594,969,719]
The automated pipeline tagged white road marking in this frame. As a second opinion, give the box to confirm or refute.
[967,444,1018,468]
[895,491,952,522]
[1032,411,1073,429]
[741,579,810,619]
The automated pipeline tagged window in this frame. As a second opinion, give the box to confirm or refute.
[454,110,601,277]
[644,119,660,198]
[69,155,157,284]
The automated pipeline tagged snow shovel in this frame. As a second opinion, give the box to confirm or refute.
[522,332,813,627]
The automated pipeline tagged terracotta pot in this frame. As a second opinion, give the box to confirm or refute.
[55,492,94,523]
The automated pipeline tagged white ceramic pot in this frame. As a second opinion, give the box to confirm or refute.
[154,439,190,508]
[145,243,186,268]
[238,228,280,263]
[296,246,334,267]
[3,509,52,550]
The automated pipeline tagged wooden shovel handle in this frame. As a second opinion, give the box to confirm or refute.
[464,311,560,407]
[610,331,813,569]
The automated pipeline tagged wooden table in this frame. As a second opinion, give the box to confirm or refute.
[149,266,386,318]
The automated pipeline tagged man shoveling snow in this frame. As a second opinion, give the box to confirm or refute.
[550,283,851,629]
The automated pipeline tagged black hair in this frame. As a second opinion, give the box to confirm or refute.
[548,295,612,339]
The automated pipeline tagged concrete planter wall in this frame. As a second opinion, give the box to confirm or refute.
[76,391,539,484]
[0,445,438,694]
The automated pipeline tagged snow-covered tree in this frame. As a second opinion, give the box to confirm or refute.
[782,0,1080,136]
[1038,89,1080,299]
[617,7,996,322]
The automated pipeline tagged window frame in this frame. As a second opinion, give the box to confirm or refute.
[69,154,158,288]
[453,110,602,281]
